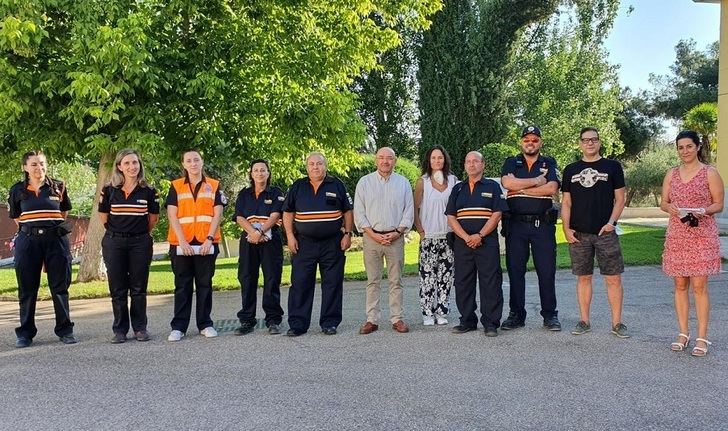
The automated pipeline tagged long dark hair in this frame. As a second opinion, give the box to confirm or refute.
[675,130,707,164]
[421,145,452,178]
[21,150,61,198]
[248,159,271,187]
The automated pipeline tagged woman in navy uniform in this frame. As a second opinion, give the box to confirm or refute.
[98,149,160,343]
[165,149,226,342]
[8,150,76,348]
[232,159,285,335]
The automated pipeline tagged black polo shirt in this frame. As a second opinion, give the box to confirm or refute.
[99,184,160,234]
[501,154,560,215]
[445,178,508,245]
[232,186,285,232]
[283,175,352,240]
[7,179,71,227]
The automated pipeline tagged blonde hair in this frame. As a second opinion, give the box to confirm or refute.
[109,149,148,187]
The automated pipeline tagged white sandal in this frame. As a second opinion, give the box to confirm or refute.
[691,338,712,357]
[671,333,690,351]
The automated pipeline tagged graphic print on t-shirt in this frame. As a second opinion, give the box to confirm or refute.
[571,167,608,188]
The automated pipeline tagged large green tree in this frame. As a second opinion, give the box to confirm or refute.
[417,0,560,175]
[505,0,623,168]
[353,27,420,159]
[614,88,662,160]
[650,39,719,120]
[0,0,440,281]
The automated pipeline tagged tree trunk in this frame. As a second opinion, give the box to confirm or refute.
[625,187,636,207]
[76,151,114,282]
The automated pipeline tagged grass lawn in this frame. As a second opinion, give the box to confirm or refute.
[0,223,665,300]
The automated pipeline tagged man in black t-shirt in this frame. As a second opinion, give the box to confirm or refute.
[561,127,629,339]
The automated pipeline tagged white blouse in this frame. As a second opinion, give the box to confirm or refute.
[419,173,459,239]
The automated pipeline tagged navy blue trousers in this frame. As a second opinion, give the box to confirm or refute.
[14,231,74,339]
[505,221,557,320]
[169,247,217,332]
[102,233,153,334]
[237,233,284,326]
[287,235,345,333]
[453,237,503,329]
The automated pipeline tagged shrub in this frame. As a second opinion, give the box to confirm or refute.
[624,144,679,206]
[479,143,520,178]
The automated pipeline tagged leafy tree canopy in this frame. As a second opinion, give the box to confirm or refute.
[505,0,623,169]
[649,39,718,120]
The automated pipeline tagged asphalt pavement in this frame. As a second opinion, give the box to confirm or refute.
[1,265,728,430]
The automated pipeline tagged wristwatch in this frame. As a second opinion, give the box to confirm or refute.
[206,235,214,241]
[344,231,353,237]
[611,221,618,227]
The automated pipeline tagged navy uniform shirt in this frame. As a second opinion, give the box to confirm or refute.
[445,178,508,245]
[98,184,160,235]
[233,186,285,232]
[501,154,559,215]
[8,179,71,227]
[283,175,353,240]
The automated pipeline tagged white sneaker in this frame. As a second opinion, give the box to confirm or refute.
[423,316,435,326]
[167,330,185,342]
[435,315,448,325]
[200,327,218,338]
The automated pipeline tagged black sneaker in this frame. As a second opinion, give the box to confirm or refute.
[110,333,127,344]
[322,326,337,335]
[268,324,281,335]
[451,325,476,334]
[543,316,562,332]
[15,337,32,348]
[501,312,525,330]
[484,327,498,337]
[59,334,77,344]
[286,328,304,337]
[233,322,255,336]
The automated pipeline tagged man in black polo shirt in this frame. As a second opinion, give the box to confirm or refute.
[501,126,561,331]
[446,151,508,336]
[283,152,353,336]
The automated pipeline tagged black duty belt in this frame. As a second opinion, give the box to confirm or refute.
[106,231,149,238]
[20,225,60,236]
[510,214,544,223]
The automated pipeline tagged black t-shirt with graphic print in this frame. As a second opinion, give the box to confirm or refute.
[561,158,625,235]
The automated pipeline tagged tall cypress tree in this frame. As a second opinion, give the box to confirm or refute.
[418,0,558,175]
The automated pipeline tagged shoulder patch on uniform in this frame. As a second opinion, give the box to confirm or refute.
[220,191,228,205]
[347,193,353,205]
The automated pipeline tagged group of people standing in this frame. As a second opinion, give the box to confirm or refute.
[7,126,723,357]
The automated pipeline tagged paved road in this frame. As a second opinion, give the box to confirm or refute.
[1,266,727,430]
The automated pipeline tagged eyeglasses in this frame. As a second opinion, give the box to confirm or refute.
[580,137,600,144]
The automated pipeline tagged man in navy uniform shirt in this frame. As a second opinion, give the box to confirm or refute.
[500,126,561,331]
[283,152,354,336]
[446,151,508,337]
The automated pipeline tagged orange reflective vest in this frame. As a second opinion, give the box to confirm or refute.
[167,177,222,245]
